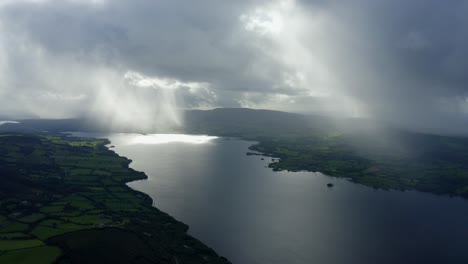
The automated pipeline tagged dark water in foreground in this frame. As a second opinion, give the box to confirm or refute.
[73,133,468,264]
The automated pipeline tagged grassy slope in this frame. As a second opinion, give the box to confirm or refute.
[0,133,230,264]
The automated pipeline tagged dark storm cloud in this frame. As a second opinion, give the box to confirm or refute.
[314,0,468,132]
[1,0,468,133]
[1,0,262,87]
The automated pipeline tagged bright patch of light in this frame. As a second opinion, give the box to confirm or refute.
[240,0,294,36]
[0,121,19,126]
[124,71,209,91]
[92,70,214,132]
[241,10,283,35]
[239,0,366,118]
[125,134,218,145]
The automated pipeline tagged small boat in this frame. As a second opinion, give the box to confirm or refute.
[327,183,334,188]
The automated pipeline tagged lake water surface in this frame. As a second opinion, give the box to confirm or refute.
[0,121,19,126]
[73,133,468,264]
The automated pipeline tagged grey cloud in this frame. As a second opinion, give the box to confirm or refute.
[1,0,468,133]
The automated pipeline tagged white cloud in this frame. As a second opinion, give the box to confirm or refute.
[124,71,209,91]
[238,0,362,116]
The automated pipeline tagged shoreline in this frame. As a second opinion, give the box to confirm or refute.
[94,136,232,263]
[0,132,231,263]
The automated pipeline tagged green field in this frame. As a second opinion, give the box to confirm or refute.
[0,133,230,263]
[0,246,62,264]
[0,239,43,250]
[246,132,468,196]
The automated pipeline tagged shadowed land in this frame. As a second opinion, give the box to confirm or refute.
[0,133,230,264]
[3,108,468,198]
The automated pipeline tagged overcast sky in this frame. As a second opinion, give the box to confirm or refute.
[1,0,468,132]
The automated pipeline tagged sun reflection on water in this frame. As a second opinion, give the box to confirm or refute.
[0,121,19,126]
[123,134,218,145]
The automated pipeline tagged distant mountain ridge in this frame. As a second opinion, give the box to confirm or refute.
[0,108,333,135]
[3,108,468,198]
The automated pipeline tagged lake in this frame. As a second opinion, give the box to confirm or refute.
[72,133,468,264]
